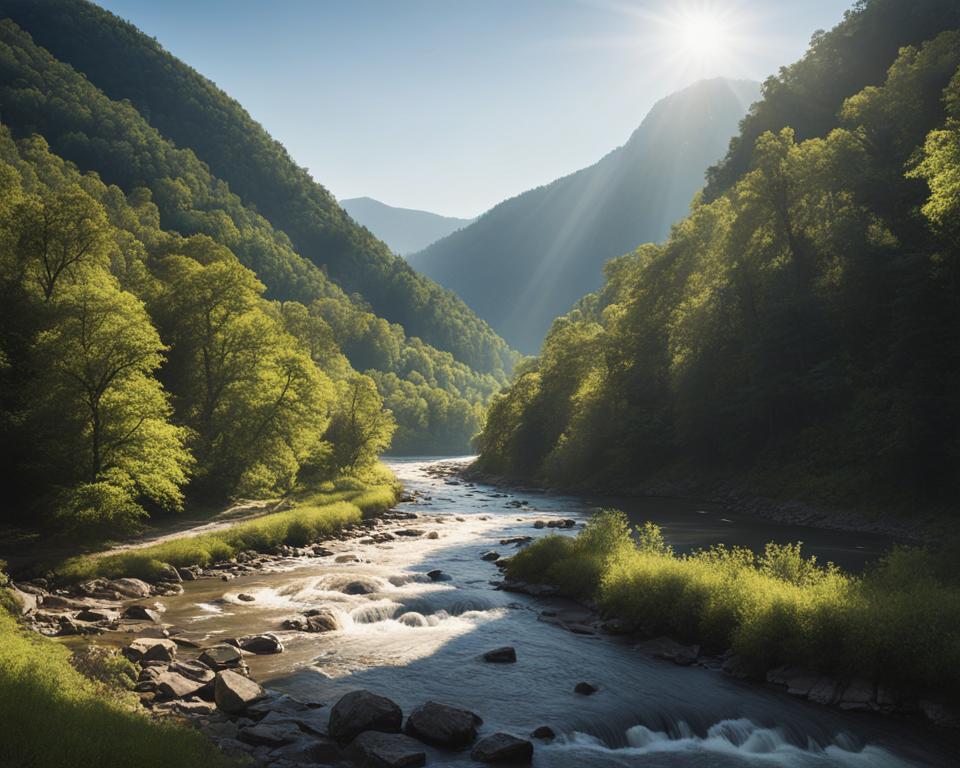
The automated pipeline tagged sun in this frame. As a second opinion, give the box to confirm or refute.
[674,9,731,63]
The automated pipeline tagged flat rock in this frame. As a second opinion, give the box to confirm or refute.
[199,643,244,669]
[214,669,266,714]
[75,608,120,623]
[482,646,517,663]
[635,636,699,666]
[328,690,403,743]
[574,682,598,695]
[480,551,501,562]
[269,739,340,765]
[405,700,481,748]
[238,721,302,747]
[347,731,426,768]
[471,733,534,764]
[123,638,177,663]
[155,671,207,699]
[169,659,215,684]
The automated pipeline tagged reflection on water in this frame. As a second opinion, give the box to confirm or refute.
[155,457,957,767]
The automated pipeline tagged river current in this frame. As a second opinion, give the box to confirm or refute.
[158,457,958,767]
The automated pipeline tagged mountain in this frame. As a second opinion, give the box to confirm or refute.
[0,6,508,455]
[0,0,515,378]
[408,78,760,353]
[340,197,474,255]
[477,0,960,512]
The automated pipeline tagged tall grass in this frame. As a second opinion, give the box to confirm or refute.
[56,482,397,583]
[506,510,960,698]
[0,604,233,768]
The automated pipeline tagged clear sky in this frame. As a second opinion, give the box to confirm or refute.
[97,0,853,218]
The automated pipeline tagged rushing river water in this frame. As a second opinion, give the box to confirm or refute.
[159,457,958,767]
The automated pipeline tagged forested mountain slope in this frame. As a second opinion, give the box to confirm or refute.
[478,11,960,511]
[409,78,758,353]
[0,18,499,455]
[0,0,514,377]
[341,197,474,256]
[704,0,960,199]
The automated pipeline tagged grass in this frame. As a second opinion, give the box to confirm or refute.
[55,477,398,583]
[505,511,960,700]
[0,600,234,768]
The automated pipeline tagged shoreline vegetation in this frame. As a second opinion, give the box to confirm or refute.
[0,471,399,768]
[501,510,960,711]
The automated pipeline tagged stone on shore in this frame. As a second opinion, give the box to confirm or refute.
[328,690,403,743]
[123,637,177,663]
[347,731,426,768]
[199,643,244,670]
[108,578,153,598]
[482,646,517,663]
[214,669,266,714]
[405,700,482,748]
[237,721,302,747]
[471,733,534,764]
[155,670,208,699]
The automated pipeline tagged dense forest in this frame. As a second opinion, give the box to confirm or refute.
[478,1,960,510]
[0,9,515,460]
[410,78,759,353]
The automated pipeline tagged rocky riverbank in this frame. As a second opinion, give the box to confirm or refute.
[457,460,936,544]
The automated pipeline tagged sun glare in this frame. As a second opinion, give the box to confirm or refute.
[677,11,729,60]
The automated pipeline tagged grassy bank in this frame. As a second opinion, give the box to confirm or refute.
[506,512,960,700]
[56,475,398,584]
[0,591,232,768]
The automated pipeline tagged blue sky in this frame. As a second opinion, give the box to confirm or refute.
[97,0,853,217]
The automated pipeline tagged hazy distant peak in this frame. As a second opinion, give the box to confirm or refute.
[340,197,475,256]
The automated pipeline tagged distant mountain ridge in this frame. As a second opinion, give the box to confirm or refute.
[341,197,474,256]
[409,78,760,353]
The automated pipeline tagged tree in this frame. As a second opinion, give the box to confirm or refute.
[324,376,395,472]
[33,275,191,531]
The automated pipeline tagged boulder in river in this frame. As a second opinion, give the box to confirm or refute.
[405,700,482,748]
[75,607,120,623]
[574,682,598,695]
[237,593,255,602]
[471,733,534,764]
[237,720,301,747]
[426,569,446,581]
[123,637,177,663]
[531,726,555,741]
[328,689,403,743]
[214,669,266,714]
[239,633,284,654]
[199,643,244,670]
[155,670,208,700]
[156,563,181,583]
[482,646,517,663]
[122,604,161,623]
[480,550,500,562]
[347,731,426,768]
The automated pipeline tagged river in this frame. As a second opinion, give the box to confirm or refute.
[158,457,958,767]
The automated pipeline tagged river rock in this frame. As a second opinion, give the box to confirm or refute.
[177,567,198,581]
[471,733,534,764]
[304,609,340,632]
[328,690,403,743]
[169,659,216,684]
[807,678,841,705]
[260,707,328,736]
[214,669,266,714]
[426,569,445,581]
[40,594,90,610]
[155,670,207,699]
[75,607,120,623]
[9,586,38,615]
[124,637,178,663]
[237,593,256,602]
[268,739,340,765]
[123,604,161,622]
[405,701,482,748]
[531,726,555,740]
[199,643,244,669]
[480,550,500,562]
[239,633,284,654]
[574,682,598,695]
[395,529,425,537]
[839,679,875,711]
[157,563,182,583]
[109,578,153,598]
[346,731,426,768]
[238,721,302,747]
[482,646,517,663]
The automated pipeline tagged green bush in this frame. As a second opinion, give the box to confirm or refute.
[506,512,960,698]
